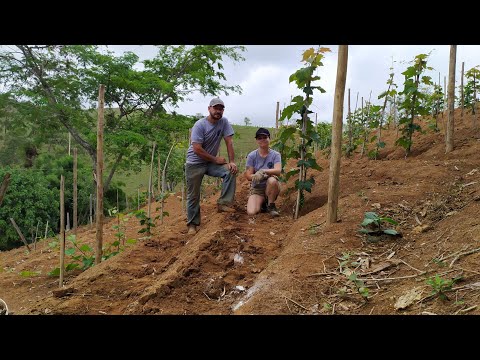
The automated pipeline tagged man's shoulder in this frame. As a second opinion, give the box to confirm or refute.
[270,149,281,156]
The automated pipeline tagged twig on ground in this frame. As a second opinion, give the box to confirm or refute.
[369,306,375,315]
[454,305,477,315]
[398,258,424,273]
[448,247,480,268]
[284,296,309,311]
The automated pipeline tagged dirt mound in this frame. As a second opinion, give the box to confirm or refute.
[2,109,480,315]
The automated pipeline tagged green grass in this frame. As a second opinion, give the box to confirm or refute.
[117,125,275,198]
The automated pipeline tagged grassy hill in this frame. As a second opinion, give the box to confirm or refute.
[116,124,275,198]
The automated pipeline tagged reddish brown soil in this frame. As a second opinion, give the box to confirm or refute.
[2,109,480,315]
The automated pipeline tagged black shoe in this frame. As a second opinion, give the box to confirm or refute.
[267,203,280,217]
[260,201,268,213]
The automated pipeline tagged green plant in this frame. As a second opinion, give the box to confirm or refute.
[272,47,330,219]
[48,234,126,277]
[359,212,398,236]
[337,252,369,299]
[396,53,433,156]
[134,209,157,236]
[426,274,462,301]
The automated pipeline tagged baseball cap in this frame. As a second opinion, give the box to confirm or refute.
[209,97,225,107]
[255,128,270,138]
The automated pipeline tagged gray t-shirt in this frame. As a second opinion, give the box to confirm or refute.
[246,149,281,188]
[186,117,235,164]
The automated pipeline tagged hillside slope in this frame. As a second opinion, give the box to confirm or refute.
[1,109,480,315]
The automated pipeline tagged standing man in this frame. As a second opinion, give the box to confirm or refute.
[245,128,281,217]
[185,97,238,235]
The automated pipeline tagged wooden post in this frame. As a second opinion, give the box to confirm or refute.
[44,220,49,239]
[0,173,11,207]
[9,218,31,251]
[461,61,465,119]
[73,148,77,237]
[161,141,176,224]
[157,154,161,196]
[347,88,352,154]
[34,220,40,250]
[59,175,65,287]
[95,84,105,265]
[137,188,140,210]
[446,45,456,153]
[327,45,348,224]
[66,212,70,231]
[68,133,71,156]
[89,194,93,226]
[147,142,156,220]
[116,188,119,212]
[444,75,447,115]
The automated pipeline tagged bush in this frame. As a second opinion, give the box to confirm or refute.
[0,167,59,250]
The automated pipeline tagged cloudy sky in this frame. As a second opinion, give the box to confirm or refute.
[107,45,480,128]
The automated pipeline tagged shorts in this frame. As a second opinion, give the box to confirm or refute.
[249,175,279,196]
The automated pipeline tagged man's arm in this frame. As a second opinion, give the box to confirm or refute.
[192,142,226,164]
[224,135,238,174]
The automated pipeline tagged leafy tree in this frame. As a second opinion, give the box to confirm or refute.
[0,45,246,192]
[0,167,59,250]
[272,47,329,218]
[396,53,433,156]
[464,66,480,114]
[244,117,251,126]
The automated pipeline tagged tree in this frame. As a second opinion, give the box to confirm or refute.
[0,45,246,192]
[244,117,252,126]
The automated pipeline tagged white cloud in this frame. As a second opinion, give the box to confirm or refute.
[104,45,480,128]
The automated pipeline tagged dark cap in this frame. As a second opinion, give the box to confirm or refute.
[209,97,225,107]
[255,128,270,138]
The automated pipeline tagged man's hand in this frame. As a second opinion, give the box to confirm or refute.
[252,169,268,185]
[215,156,227,165]
[227,162,238,175]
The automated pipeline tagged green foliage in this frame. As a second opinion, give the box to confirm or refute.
[0,167,58,250]
[426,274,462,301]
[359,212,399,236]
[337,252,369,299]
[396,53,433,156]
[272,47,330,209]
[48,233,129,277]
[464,66,480,113]
[134,209,157,236]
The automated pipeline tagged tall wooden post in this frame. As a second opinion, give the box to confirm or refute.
[446,46,456,153]
[327,45,348,224]
[59,175,65,287]
[68,133,71,156]
[461,61,465,119]
[73,148,77,237]
[95,84,105,265]
[147,142,156,220]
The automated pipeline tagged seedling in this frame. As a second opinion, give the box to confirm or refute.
[359,212,398,236]
[425,274,462,301]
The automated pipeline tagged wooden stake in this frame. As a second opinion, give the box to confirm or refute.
[446,45,456,153]
[73,147,77,237]
[89,194,93,226]
[461,61,464,119]
[9,218,31,251]
[147,142,156,220]
[44,220,49,239]
[327,45,348,224]
[59,175,65,287]
[95,84,105,265]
